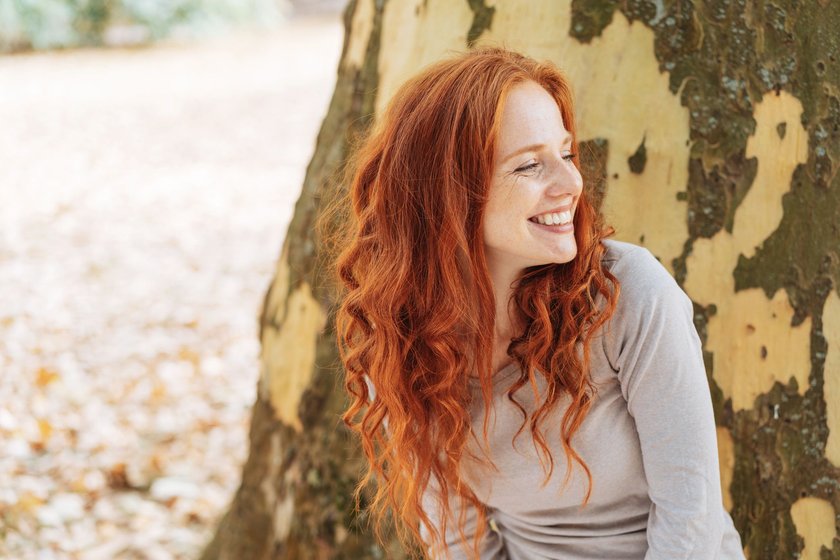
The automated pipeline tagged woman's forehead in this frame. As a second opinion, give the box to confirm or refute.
[496,83,570,158]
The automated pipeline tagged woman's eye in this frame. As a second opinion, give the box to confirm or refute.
[515,154,576,174]
[515,162,540,173]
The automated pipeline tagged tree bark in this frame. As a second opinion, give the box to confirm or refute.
[203,1,840,559]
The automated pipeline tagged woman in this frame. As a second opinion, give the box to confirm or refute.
[322,47,745,559]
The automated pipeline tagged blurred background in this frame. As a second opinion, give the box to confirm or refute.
[0,0,343,557]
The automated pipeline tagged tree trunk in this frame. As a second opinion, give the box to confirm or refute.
[202,1,840,559]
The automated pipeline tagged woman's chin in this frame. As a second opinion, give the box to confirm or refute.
[526,251,577,268]
[544,247,578,265]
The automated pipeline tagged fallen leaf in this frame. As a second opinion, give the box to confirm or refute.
[35,367,59,388]
[37,418,53,441]
[106,463,131,490]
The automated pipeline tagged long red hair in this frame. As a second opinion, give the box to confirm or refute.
[319,46,620,559]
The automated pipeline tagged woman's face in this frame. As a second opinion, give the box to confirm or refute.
[483,80,583,276]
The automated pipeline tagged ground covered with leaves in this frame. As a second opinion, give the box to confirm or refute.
[0,16,341,559]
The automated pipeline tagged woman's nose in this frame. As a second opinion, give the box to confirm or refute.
[544,157,582,196]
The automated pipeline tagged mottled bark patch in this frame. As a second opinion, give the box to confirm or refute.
[264,282,327,431]
[579,137,609,214]
[568,0,620,42]
[823,291,840,469]
[627,135,647,174]
[465,0,495,47]
[790,497,837,560]
[686,149,757,238]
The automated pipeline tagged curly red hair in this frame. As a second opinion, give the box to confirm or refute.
[319,46,621,559]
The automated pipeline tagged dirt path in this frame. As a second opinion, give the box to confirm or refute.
[0,16,342,559]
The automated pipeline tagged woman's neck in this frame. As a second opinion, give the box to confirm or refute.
[487,259,524,339]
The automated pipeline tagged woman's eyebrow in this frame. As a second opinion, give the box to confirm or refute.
[500,135,573,164]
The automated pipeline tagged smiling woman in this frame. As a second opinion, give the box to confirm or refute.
[321,47,745,560]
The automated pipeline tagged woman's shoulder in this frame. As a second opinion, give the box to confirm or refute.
[600,239,683,297]
[600,238,658,269]
[598,239,693,321]
[596,239,696,370]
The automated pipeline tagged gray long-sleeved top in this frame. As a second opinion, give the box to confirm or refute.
[417,239,745,559]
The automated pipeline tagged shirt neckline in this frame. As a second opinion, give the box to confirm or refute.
[467,360,520,387]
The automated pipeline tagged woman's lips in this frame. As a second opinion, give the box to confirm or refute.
[528,219,573,233]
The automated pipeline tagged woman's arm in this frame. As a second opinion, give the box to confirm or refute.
[419,473,508,560]
[602,247,743,560]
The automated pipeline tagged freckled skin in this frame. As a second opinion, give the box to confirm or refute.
[483,80,583,285]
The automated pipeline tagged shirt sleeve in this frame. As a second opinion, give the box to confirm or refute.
[419,473,508,560]
[601,247,730,559]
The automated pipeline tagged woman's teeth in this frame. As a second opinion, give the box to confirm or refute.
[529,211,572,226]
